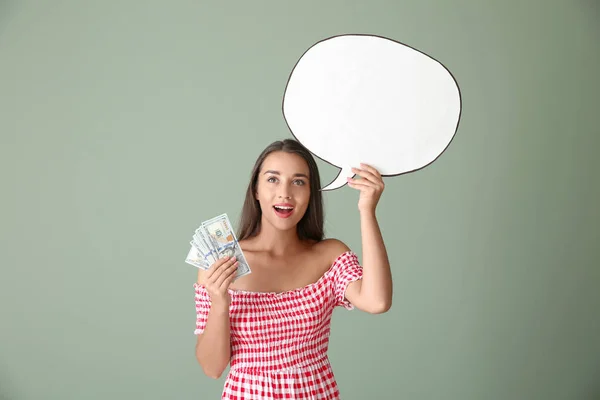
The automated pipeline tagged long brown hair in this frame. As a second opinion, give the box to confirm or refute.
[237,139,324,242]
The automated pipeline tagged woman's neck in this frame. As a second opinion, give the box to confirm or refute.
[252,220,304,256]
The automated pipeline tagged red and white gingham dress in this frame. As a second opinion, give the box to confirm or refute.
[194,251,363,400]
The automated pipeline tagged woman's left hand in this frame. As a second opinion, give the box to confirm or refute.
[347,163,385,214]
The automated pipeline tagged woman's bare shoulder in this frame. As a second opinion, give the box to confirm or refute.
[238,237,258,252]
[314,238,351,263]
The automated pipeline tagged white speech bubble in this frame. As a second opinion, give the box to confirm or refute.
[282,34,462,191]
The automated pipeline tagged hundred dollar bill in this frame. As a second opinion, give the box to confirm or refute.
[201,213,251,280]
[186,245,209,269]
[193,228,217,265]
[184,213,251,281]
[187,227,217,269]
[189,238,216,268]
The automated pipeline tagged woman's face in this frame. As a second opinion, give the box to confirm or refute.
[255,151,311,233]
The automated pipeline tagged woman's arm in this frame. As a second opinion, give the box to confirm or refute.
[344,163,393,313]
[195,302,231,379]
[195,257,238,378]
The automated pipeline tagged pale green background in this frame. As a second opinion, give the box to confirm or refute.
[1,1,599,399]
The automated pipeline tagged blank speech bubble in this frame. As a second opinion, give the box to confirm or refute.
[282,34,462,191]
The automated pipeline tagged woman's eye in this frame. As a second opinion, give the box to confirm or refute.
[267,177,277,183]
[294,180,305,186]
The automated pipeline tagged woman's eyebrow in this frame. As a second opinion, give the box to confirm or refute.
[263,170,309,179]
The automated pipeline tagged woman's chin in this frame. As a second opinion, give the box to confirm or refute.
[264,214,301,232]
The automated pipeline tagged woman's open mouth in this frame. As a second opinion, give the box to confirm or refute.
[273,204,294,218]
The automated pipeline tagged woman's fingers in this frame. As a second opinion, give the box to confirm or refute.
[352,164,383,184]
[215,260,238,288]
[347,177,377,188]
[206,256,236,284]
[219,262,239,290]
[206,256,230,280]
[359,163,382,177]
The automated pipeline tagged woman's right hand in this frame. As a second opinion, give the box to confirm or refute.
[204,256,239,308]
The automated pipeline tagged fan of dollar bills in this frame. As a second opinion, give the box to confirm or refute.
[185,213,251,280]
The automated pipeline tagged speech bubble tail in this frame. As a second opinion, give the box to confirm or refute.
[320,167,354,191]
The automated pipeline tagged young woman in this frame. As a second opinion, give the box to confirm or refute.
[193,139,393,399]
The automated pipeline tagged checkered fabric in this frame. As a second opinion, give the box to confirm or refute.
[194,251,363,399]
